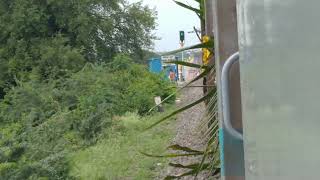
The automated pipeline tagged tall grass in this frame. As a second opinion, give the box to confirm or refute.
[69,111,176,179]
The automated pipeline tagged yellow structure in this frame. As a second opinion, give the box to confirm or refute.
[202,35,212,65]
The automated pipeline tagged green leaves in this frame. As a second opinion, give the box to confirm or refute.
[0,0,157,89]
[0,55,175,179]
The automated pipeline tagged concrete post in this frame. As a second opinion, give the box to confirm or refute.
[211,0,245,179]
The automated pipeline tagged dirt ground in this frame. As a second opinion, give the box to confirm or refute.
[157,80,217,180]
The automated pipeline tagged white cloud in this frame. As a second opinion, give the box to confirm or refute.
[130,0,200,52]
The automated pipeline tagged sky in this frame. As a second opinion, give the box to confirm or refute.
[130,0,200,52]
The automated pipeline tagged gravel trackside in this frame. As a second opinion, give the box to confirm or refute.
[158,80,216,180]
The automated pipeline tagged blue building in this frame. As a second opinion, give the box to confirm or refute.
[148,58,162,74]
[149,57,178,81]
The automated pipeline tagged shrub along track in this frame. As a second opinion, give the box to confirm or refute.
[158,80,215,180]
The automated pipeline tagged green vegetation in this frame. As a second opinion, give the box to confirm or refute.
[0,0,177,179]
[0,56,175,179]
[69,112,175,180]
[0,0,156,97]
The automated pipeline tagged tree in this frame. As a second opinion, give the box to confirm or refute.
[0,0,156,95]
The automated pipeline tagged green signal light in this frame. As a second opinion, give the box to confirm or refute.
[179,31,185,42]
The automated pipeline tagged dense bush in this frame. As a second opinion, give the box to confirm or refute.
[0,55,175,179]
[0,0,165,179]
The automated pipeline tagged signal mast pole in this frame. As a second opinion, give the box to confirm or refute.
[179,31,185,82]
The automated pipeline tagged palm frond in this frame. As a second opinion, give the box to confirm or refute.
[146,89,214,130]
[168,162,210,169]
[160,40,214,56]
[140,151,204,158]
[173,1,202,14]
[167,144,203,153]
[164,163,210,180]
[164,61,207,69]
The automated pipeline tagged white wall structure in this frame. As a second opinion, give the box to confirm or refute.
[237,0,320,179]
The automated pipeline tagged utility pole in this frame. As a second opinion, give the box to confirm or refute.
[202,0,215,95]
[179,31,185,82]
[181,47,184,81]
[212,0,245,179]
